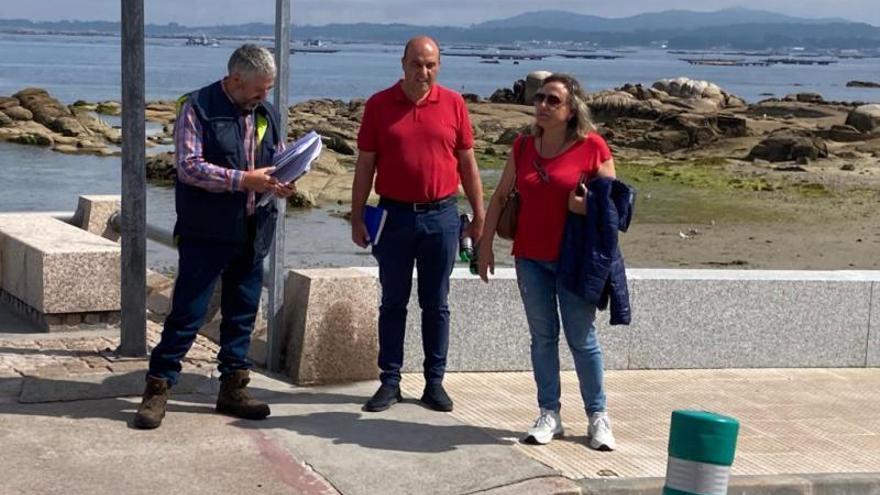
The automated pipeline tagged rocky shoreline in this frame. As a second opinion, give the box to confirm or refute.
[3,77,880,206]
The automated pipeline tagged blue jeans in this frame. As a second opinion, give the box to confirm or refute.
[515,258,607,414]
[148,236,263,386]
[372,199,459,387]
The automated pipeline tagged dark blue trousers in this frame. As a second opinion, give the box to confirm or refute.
[372,199,460,387]
[148,235,263,386]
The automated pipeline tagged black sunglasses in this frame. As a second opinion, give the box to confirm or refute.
[531,92,564,108]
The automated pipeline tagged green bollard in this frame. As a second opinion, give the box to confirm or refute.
[663,410,740,495]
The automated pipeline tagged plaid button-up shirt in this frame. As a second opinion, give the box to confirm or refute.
[174,82,283,216]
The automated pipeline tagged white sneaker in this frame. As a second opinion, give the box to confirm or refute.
[524,409,564,445]
[587,411,616,451]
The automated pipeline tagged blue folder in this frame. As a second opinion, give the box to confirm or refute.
[363,205,387,246]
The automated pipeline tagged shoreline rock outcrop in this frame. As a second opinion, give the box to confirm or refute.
[4,78,880,207]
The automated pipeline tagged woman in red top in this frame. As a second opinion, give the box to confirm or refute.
[478,74,617,450]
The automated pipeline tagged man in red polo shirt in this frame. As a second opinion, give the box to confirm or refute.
[351,35,485,413]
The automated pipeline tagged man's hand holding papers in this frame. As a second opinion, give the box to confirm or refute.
[257,131,323,207]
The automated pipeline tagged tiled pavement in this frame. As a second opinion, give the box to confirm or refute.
[401,368,880,480]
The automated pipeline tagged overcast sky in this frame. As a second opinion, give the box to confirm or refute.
[3,0,878,27]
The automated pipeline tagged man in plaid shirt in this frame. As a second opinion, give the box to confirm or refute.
[134,44,296,429]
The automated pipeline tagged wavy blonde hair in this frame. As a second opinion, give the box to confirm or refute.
[532,73,595,142]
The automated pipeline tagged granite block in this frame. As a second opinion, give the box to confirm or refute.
[73,194,120,241]
[0,236,40,309]
[0,214,120,314]
[626,277,871,369]
[868,282,880,367]
[284,268,379,385]
[387,268,631,372]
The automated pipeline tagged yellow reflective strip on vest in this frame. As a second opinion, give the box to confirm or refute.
[175,94,189,117]
[256,114,268,144]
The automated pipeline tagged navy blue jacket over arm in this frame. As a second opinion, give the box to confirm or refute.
[557,177,635,325]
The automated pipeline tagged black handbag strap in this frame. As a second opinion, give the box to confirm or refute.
[508,135,528,196]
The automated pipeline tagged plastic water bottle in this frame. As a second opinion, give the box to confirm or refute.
[459,214,479,275]
[459,214,474,262]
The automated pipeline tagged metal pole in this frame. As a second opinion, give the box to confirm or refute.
[118,0,147,357]
[266,0,291,371]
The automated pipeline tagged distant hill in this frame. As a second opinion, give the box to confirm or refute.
[2,8,879,50]
[474,7,848,32]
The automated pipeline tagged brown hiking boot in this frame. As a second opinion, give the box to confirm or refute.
[216,369,270,420]
[133,376,169,429]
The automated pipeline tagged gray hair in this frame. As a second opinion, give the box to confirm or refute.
[532,73,596,141]
[227,44,276,79]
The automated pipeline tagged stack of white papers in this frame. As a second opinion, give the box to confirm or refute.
[257,131,323,207]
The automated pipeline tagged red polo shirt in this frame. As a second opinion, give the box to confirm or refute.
[357,82,474,203]
[512,133,612,261]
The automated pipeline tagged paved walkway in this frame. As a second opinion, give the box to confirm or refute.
[402,368,880,479]
[2,317,880,494]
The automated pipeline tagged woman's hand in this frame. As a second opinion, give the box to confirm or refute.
[567,184,587,215]
[477,242,495,283]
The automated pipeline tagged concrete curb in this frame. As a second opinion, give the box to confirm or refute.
[578,473,880,495]
[471,476,581,494]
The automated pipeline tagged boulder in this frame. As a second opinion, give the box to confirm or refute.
[653,78,724,102]
[145,152,176,183]
[71,107,116,139]
[634,112,745,151]
[488,79,526,105]
[95,101,121,115]
[716,114,749,137]
[794,92,824,104]
[587,91,663,121]
[632,130,692,153]
[845,104,880,133]
[512,79,526,104]
[817,124,867,143]
[0,97,20,110]
[288,190,317,208]
[321,134,355,155]
[489,88,517,104]
[310,150,347,175]
[0,111,12,127]
[14,88,71,127]
[525,71,552,105]
[620,83,664,101]
[747,135,829,163]
[3,105,33,121]
[145,102,177,124]
[724,94,748,108]
[746,102,838,119]
[49,116,90,137]
[13,131,54,147]
[846,81,880,88]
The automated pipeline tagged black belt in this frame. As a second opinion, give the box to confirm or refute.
[379,195,456,212]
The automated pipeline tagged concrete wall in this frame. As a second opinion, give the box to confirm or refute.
[354,268,880,371]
